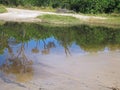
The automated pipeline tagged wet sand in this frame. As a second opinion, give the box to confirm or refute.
[0,52,120,90]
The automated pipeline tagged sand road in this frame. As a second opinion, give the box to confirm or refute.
[0,8,106,22]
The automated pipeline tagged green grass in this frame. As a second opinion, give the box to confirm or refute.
[0,5,7,13]
[37,14,120,28]
[107,17,120,25]
[37,14,81,25]
[87,17,120,28]
[76,13,120,28]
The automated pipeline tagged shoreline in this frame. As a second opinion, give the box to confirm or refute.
[0,8,106,23]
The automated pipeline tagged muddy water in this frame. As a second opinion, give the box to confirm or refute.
[0,22,120,90]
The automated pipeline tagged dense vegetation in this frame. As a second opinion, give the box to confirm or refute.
[0,0,120,13]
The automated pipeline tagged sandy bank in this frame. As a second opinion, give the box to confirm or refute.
[0,8,106,22]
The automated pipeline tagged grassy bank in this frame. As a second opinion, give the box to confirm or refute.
[15,6,120,28]
[0,5,7,13]
[37,14,120,28]
[37,14,80,25]
[83,14,120,28]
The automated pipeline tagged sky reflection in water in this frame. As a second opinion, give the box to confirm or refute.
[0,22,120,82]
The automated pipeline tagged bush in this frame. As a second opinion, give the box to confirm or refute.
[70,0,120,14]
[0,0,120,14]
[114,0,120,13]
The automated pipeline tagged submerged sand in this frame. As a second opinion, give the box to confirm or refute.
[0,52,120,90]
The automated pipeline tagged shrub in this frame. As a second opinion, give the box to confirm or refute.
[0,0,120,13]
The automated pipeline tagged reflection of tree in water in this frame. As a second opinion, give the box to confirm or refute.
[0,38,33,82]
[64,45,71,56]
[31,39,71,56]
[41,40,56,55]
[1,22,120,56]
[31,40,56,55]
[32,40,40,54]
[60,41,71,56]
[59,37,71,56]
[0,31,9,54]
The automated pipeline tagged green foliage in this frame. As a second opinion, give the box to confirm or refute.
[0,0,24,6]
[0,0,120,13]
[70,0,120,13]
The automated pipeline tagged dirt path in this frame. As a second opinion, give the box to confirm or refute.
[0,8,106,22]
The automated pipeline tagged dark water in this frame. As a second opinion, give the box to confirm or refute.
[0,22,120,82]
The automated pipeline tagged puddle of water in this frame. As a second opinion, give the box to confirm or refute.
[0,22,120,90]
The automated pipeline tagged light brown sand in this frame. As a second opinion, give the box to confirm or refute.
[0,52,120,90]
